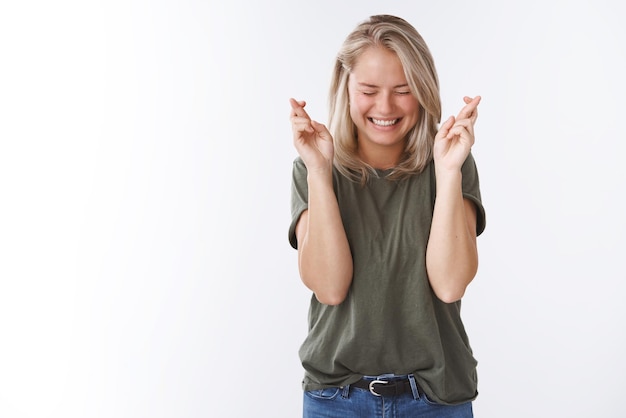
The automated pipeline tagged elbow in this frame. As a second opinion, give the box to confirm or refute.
[433,286,466,304]
[428,269,476,304]
[305,273,352,306]
[301,263,353,306]
[314,290,348,306]
[426,258,478,303]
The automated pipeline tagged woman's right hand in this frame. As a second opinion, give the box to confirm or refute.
[289,98,334,173]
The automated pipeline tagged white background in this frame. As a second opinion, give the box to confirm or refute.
[1,0,625,417]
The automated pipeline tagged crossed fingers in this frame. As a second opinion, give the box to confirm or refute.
[290,98,314,134]
[457,96,481,124]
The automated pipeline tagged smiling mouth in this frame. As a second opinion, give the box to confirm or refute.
[369,117,400,127]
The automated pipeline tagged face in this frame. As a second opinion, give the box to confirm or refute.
[347,46,420,165]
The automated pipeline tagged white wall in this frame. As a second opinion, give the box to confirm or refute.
[1,0,624,417]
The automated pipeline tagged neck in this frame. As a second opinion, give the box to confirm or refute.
[357,142,404,170]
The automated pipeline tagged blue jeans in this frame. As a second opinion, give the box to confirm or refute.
[303,374,473,418]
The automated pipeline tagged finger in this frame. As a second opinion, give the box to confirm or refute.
[447,123,471,137]
[451,118,474,132]
[435,115,455,139]
[446,125,475,146]
[311,120,332,140]
[289,98,306,110]
[449,118,475,135]
[292,117,315,134]
[289,98,311,120]
[456,96,481,121]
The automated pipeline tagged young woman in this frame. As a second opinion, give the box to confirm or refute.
[289,14,486,417]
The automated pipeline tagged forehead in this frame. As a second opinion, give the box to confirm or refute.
[350,46,407,84]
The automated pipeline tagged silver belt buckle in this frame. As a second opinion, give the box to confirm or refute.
[368,379,388,396]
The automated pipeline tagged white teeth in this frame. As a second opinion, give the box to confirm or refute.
[371,118,399,126]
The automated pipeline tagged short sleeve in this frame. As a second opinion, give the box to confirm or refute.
[461,153,486,236]
[288,157,309,249]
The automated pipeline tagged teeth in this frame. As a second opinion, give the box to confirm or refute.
[371,118,399,126]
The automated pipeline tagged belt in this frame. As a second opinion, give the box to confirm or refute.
[351,377,413,397]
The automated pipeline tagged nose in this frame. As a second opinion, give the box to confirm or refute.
[376,92,394,114]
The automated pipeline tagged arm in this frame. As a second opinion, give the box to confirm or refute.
[426,96,481,303]
[426,176,478,303]
[290,99,353,305]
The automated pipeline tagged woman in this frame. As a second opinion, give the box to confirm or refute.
[289,14,486,417]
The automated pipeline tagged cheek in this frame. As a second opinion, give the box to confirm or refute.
[349,103,361,122]
[402,99,420,121]
[349,96,370,119]
[409,97,420,113]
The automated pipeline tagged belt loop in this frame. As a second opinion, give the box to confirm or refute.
[341,385,351,399]
[408,374,419,400]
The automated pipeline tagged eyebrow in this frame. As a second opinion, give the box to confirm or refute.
[356,82,410,89]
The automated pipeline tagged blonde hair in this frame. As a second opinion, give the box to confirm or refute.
[329,15,441,183]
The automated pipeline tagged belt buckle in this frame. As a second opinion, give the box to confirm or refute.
[368,379,388,397]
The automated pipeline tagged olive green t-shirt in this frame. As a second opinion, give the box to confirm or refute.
[288,154,486,405]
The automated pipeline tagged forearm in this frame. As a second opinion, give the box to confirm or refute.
[426,168,478,303]
[298,172,353,305]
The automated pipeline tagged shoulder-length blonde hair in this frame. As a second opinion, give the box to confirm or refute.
[329,15,441,183]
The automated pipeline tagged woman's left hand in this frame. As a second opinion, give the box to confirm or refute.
[433,96,481,171]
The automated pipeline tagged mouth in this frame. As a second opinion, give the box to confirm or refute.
[369,117,400,127]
